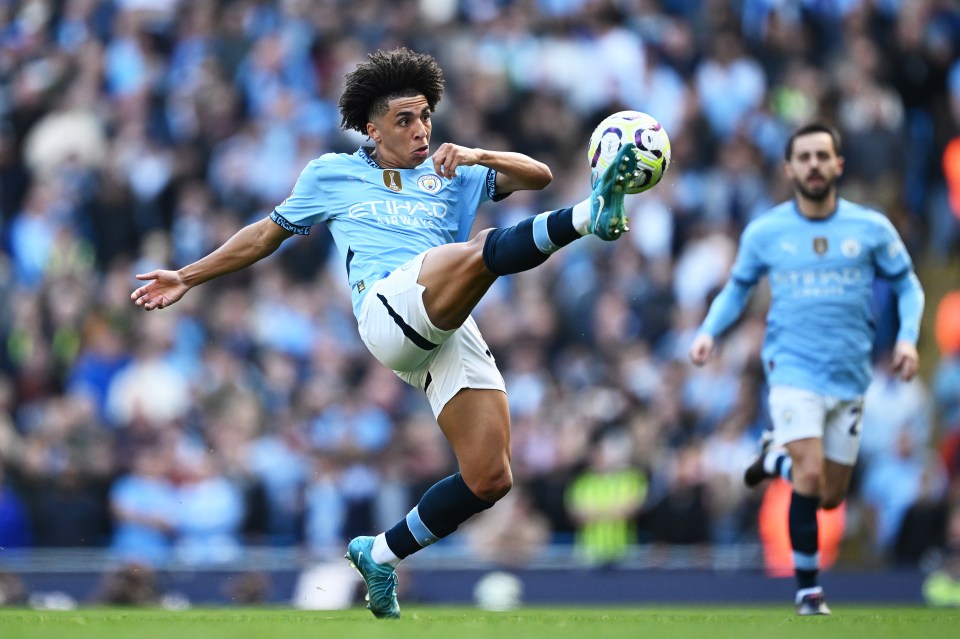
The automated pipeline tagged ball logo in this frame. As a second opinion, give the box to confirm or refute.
[592,128,623,168]
[417,175,442,193]
[841,239,861,258]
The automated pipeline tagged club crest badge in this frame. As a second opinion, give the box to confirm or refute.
[841,238,861,258]
[418,174,442,194]
[383,170,402,192]
[813,237,828,255]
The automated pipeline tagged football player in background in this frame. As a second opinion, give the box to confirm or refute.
[132,47,646,619]
[689,123,925,615]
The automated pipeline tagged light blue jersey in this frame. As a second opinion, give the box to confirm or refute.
[700,198,924,399]
[271,147,497,317]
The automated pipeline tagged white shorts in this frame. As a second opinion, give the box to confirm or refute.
[767,385,864,466]
[356,251,505,417]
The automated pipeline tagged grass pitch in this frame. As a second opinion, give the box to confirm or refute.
[1,606,959,639]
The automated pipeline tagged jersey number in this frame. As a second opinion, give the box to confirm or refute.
[848,405,863,436]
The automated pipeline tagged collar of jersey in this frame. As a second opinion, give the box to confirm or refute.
[359,146,381,169]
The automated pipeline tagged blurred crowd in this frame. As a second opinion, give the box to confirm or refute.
[1,0,960,579]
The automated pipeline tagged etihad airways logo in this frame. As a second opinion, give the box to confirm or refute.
[771,265,870,297]
[347,199,448,227]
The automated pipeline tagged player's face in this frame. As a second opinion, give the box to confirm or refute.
[366,95,432,169]
[784,132,844,201]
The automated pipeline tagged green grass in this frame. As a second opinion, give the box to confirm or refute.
[2,606,960,639]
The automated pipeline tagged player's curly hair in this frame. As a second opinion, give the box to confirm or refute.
[338,48,445,134]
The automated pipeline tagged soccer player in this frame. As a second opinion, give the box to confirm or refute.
[688,123,925,615]
[131,48,644,618]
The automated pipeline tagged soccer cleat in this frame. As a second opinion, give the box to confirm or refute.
[588,143,641,241]
[345,536,400,619]
[743,429,776,488]
[796,591,832,616]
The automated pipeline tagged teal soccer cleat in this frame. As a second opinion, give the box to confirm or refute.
[346,536,401,619]
[589,143,641,241]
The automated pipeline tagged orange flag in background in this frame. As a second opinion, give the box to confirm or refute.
[758,478,846,577]
[944,137,960,221]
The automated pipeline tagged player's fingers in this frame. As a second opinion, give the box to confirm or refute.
[135,271,158,281]
[892,353,915,381]
[130,284,151,300]
[689,347,705,365]
[901,358,918,381]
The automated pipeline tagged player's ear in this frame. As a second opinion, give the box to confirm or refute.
[836,155,845,176]
[366,121,380,143]
[782,161,795,180]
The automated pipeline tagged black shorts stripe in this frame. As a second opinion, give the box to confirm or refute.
[377,294,439,351]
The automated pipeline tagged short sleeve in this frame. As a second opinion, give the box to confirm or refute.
[272,160,328,233]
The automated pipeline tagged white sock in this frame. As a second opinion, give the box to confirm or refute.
[763,450,779,475]
[572,199,592,235]
[779,456,793,481]
[371,533,401,567]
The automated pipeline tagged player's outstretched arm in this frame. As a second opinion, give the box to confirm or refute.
[431,142,552,192]
[688,278,754,366]
[131,216,293,311]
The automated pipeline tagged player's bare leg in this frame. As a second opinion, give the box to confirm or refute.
[821,459,854,510]
[436,388,513,502]
[417,234,499,330]
[348,389,509,618]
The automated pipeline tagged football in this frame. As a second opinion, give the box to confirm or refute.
[587,110,671,194]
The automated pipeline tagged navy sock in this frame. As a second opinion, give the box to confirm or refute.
[545,207,580,245]
[482,208,578,276]
[789,491,821,590]
[384,473,494,559]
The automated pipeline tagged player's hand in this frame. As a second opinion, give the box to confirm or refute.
[130,269,189,311]
[432,143,479,179]
[688,334,715,366]
[891,340,919,382]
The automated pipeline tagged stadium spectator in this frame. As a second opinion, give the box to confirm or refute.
[172,450,245,566]
[565,426,648,564]
[862,429,948,558]
[0,458,31,549]
[109,446,177,566]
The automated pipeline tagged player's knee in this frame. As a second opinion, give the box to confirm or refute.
[472,466,513,503]
[792,466,823,492]
[467,230,496,271]
[820,492,845,510]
